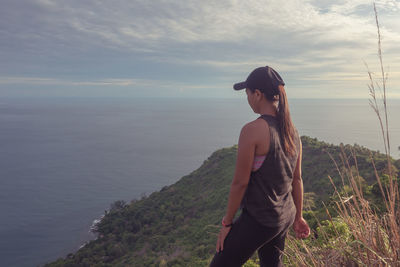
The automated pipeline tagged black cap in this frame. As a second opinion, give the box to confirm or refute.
[233,66,285,95]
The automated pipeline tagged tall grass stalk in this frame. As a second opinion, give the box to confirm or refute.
[284,3,399,266]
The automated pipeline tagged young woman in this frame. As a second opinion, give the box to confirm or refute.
[209,66,310,267]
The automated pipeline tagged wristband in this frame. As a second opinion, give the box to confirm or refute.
[221,217,233,227]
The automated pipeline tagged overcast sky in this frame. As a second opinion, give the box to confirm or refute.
[1,0,399,98]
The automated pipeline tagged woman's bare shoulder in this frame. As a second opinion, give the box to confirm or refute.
[241,117,269,136]
[240,118,270,155]
[245,117,269,128]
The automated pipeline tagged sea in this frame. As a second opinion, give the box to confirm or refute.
[0,97,399,267]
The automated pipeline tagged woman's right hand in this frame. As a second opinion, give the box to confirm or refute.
[292,217,310,239]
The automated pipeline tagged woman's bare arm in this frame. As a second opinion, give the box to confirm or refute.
[223,123,257,224]
[291,140,304,220]
[291,140,311,238]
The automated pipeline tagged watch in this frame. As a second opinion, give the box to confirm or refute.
[221,217,233,227]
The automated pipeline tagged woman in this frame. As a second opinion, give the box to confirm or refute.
[209,66,310,267]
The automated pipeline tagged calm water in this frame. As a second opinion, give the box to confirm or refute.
[0,97,399,267]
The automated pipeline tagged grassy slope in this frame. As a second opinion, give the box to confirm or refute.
[43,136,398,267]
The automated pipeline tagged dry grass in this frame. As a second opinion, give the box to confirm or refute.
[284,3,400,267]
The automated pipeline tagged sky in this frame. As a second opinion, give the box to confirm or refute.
[0,0,399,99]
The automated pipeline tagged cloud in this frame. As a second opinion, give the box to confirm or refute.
[0,0,399,98]
[3,0,399,58]
[26,0,398,47]
[0,76,225,90]
[0,77,155,86]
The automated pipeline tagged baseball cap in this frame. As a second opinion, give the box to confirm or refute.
[233,66,285,95]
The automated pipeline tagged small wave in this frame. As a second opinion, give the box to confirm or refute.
[89,214,105,233]
[78,242,88,250]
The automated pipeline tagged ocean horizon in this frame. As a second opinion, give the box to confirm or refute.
[0,96,399,267]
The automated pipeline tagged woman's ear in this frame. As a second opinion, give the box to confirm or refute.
[255,89,263,100]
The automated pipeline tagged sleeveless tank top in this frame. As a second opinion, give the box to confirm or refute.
[240,114,301,227]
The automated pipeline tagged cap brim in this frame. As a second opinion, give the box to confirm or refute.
[233,81,246,90]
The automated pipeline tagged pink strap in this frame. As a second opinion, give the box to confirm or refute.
[252,155,266,171]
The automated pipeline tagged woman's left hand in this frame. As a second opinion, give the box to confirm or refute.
[216,226,231,252]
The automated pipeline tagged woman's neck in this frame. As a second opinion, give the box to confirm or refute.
[257,103,277,117]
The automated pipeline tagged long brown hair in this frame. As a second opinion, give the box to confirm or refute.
[265,85,296,156]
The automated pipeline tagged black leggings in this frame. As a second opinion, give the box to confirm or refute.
[209,209,295,267]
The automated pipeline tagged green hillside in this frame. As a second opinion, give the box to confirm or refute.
[43,136,399,267]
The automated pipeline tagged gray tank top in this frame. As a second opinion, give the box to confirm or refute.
[240,114,301,227]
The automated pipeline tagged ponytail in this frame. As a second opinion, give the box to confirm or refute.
[277,85,296,156]
[253,83,297,156]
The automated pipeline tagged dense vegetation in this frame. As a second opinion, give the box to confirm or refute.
[43,136,399,267]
